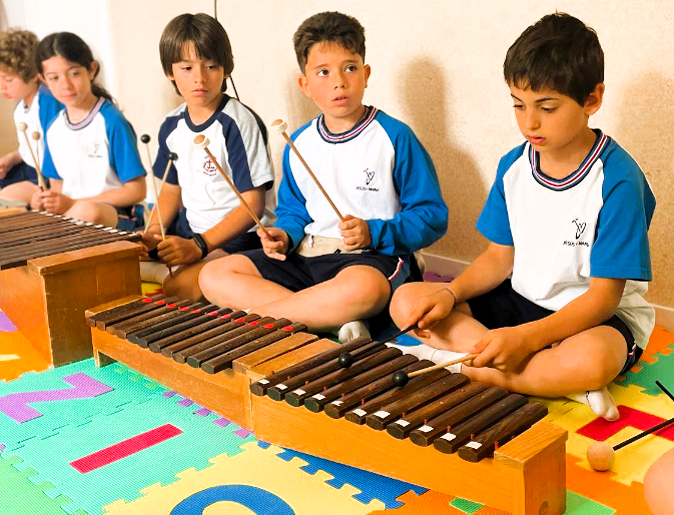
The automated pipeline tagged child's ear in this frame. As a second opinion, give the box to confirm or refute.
[584,83,604,115]
[298,74,311,98]
[364,64,371,88]
[88,60,99,80]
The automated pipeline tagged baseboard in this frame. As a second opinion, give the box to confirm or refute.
[421,252,674,333]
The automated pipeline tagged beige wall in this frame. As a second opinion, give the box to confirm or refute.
[31,0,674,307]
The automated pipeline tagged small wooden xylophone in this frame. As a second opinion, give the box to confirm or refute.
[0,210,142,366]
[87,294,568,514]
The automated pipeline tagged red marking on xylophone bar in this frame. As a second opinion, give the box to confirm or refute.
[263,323,275,329]
[281,325,293,331]
[235,317,246,323]
[219,313,232,319]
[207,310,219,316]
[248,321,260,326]
[155,300,166,306]
[142,297,153,303]
[166,303,177,308]
[70,424,182,473]
[191,309,202,314]
[179,306,189,311]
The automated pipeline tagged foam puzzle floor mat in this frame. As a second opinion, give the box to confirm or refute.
[1,303,672,514]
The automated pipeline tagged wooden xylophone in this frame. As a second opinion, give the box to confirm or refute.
[87,295,567,514]
[0,210,142,366]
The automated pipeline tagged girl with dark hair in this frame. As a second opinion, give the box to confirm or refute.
[31,32,146,228]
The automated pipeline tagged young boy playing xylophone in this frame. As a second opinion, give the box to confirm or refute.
[199,11,448,342]
[0,28,62,203]
[389,13,655,421]
[141,13,275,301]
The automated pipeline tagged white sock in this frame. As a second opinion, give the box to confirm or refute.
[385,343,467,373]
[567,387,620,421]
[337,320,370,343]
[139,260,170,285]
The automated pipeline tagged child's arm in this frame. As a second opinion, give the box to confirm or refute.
[469,277,626,371]
[155,187,266,267]
[0,151,22,179]
[367,127,448,255]
[401,242,514,335]
[274,146,313,253]
[142,181,182,252]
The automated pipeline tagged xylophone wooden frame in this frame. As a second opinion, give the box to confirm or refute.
[87,296,568,515]
[0,210,142,366]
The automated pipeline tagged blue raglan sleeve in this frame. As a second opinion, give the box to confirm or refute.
[37,86,63,133]
[475,146,523,245]
[41,118,61,180]
[591,151,656,280]
[104,105,146,183]
[367,119,448,255]
[153,118,179,185]
[274,144,312,251]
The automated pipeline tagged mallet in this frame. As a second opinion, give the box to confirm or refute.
[270,119,345,222]
[16,122,47,190]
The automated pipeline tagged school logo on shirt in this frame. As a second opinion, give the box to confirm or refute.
[202,155,217,177]
[88,141,103,159]
[563,218,589,247]
[356,168,379,192]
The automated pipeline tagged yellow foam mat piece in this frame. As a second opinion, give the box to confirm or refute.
[102,442,385,514]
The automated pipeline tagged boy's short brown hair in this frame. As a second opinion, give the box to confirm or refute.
[159,13,233,94]
[504,12,604,105]
[293,12,365,74]
[0,28,39,82]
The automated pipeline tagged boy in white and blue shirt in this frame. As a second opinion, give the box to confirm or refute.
[390,13,655,421]
[200,12,448,342]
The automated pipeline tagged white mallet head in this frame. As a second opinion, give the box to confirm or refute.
[270,119,288,134]
[193,135,211,149]
[17,122,28,132]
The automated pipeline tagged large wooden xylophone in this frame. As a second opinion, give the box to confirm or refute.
[0,210,142,366]
[87,295,567,515]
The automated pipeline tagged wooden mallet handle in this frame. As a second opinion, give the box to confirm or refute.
[17,122,47,190]
[270,119,345,222]
[408,353,479,378]
[193,135,272,238]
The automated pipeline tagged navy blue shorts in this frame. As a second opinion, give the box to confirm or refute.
[0,162,45,188]
[467,279,641,374]
[242,247,410,296]
[164,207,262,254]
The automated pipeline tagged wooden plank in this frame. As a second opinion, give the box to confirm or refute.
[250,394,567,515]
[242,337,333,382]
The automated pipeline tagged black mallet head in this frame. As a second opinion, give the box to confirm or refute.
[338,352,354,368]
[140,134,151,144]
[392,370,410,387]
[168,152,178,161]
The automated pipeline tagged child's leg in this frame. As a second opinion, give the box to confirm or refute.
[645,448,674,515]
[462,326,626,396]
[65,200,118,227]
[162,249,226,302]
[252,265,390,334]
[0,181,39,203]
[199,254,296,309]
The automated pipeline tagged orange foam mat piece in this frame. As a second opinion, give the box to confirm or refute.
[0,330,50,381]
[566,454,650,515]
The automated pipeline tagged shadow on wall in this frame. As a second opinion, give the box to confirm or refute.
[613,71,674,307]
[399,58,486,258]
[0,2,6,30]
[284,69,321,135]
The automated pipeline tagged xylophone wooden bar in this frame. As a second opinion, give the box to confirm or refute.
[458,402,549,462]
[87,297,329,429]
[248,346,566,515]
[0,211,142,366]
[141,308,234,349]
